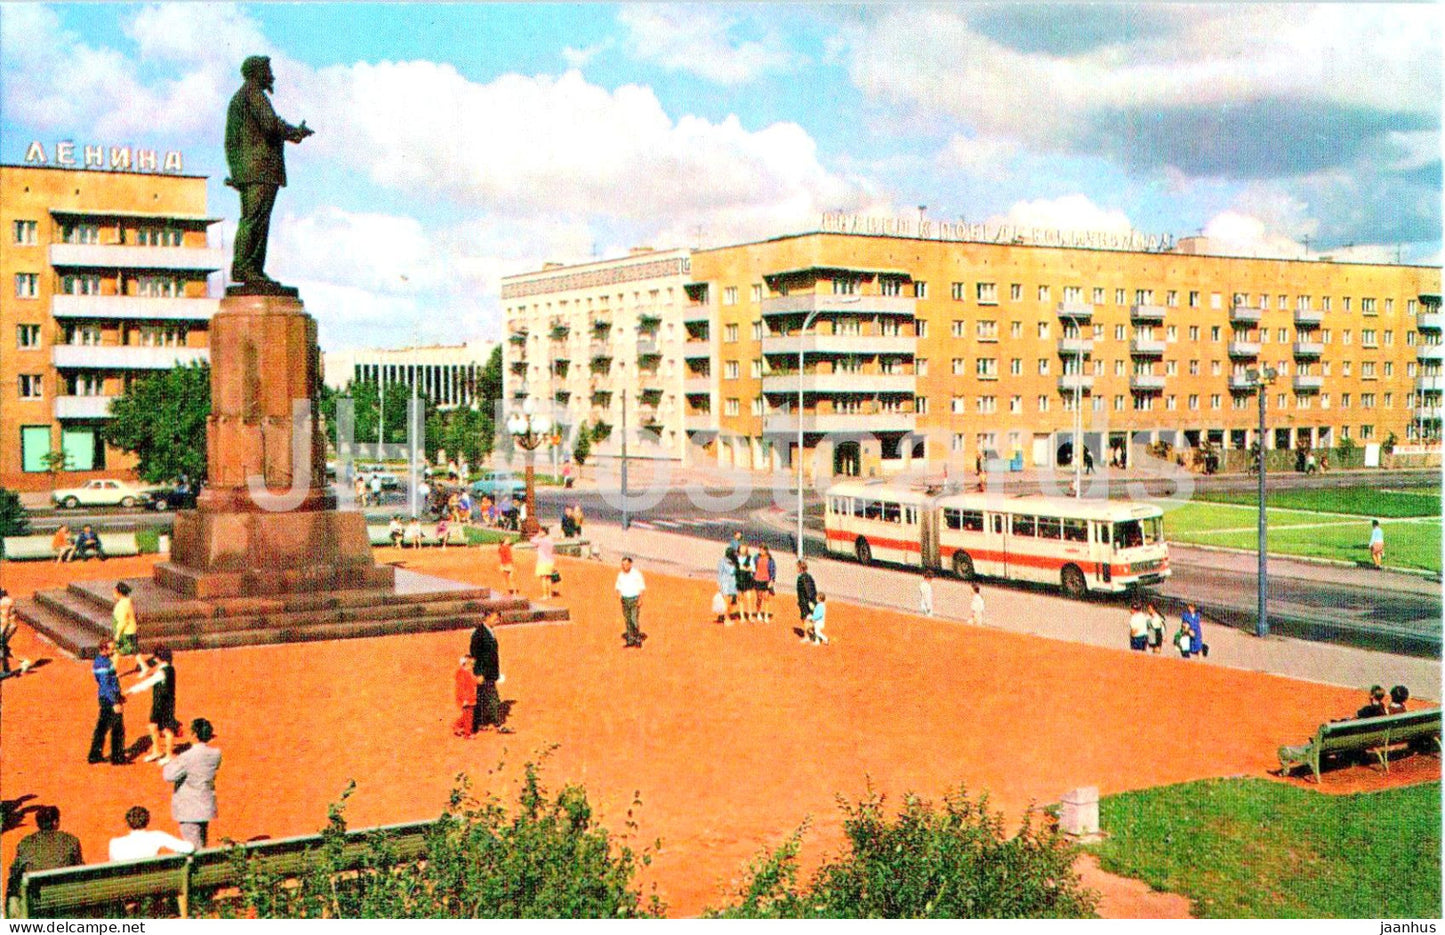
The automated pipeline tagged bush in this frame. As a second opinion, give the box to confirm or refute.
[709,785,1097,919]
[0,487,29,539]
[208,757,664,919]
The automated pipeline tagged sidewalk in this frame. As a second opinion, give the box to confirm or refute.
[587,520,1440,699]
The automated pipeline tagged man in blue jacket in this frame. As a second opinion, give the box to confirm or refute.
[87,640,126,765]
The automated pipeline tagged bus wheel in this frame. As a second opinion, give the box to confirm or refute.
[1061,564,1088,599]
[855,538,873,564]
[952,551,975,580]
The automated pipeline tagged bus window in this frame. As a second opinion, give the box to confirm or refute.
[863,500,883,520]
[991,514,1004,534]
[1095,522,1111,545]
[1143,516,1162,544]
[883,502,902,523]
[961,510,983,532]
[943,508,961,530]
[1114,520,1145,549]
[1011,514,1036,537]
[1038,516,1062,539]
[904,506,917,524]
[1062,518,1088,542]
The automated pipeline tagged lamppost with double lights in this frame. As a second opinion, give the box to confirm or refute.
[506,398,552,539]
[1246,365,1278,638]
[795,307,824,561]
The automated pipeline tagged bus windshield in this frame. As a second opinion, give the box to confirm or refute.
[1113,517,1163,549]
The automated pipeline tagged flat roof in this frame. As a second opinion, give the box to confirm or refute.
[1,162,209,180]
[762,264,912,280]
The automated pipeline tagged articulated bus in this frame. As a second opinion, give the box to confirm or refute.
[823,481,1170,597]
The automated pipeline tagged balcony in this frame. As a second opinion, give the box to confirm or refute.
[52,344,207,370]
[1417,312,1443,331]
[508,360,527,374]
[684,413,717,432]
[1229,305,1263,324]
[683,339,711,359]
[1292,341,1324,358]
[1415,405,1444,423]
[1056,337,1094,357]
[508,331,527,345]
[760,334,915,356]
[760,373,916,395]
[54,395,116,420]
[759,294,915,318]
[50,243,227,271]
[683,377,713,395]
[1417,344,1445,363]
[50,294,219,321]
[762,411,916,434]
[1227,340,1261,358]
[1228,374,1258,393]
[1292,375,1323,393]
[1294,308,1324,327]
[682,305,711,324]
[1055,302,1094,321]
[1130,304,1166,323]
[589,340,612,358]
[1129,337,1166,357]
[1129,374,1166,392]
[636,337,660,357]
[1056,374,1094,394]
[1417,374,1445,393]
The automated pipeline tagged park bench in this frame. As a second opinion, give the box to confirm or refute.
[0,532,138,561]
[367,524,470,548]
[14,819,433,918]
[1277,708,1441,782]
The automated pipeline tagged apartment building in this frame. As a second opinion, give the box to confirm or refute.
[322,340,497,409]
[1,162,225,489]
[684,231,1440,479]
[500,248,692,461]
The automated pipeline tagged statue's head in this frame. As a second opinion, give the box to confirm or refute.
[241,55,274,91]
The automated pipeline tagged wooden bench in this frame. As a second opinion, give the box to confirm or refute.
[1278,709,1441,782]
[15,819,433,918]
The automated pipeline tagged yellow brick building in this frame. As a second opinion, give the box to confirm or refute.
[683,231,1440,478]
[0,163,225,489]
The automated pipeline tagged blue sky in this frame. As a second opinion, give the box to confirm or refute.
[3,3,1439,350]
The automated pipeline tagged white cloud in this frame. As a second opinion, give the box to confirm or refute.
[1199,211,1308,260]
[987,195,1135,234]
[617,5,804,85]
[561,40,613,69]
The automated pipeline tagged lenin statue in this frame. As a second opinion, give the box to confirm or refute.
[225,55,312,291]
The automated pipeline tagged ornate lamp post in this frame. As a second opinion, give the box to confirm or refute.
[506,398,552,539]
[1246,365,1278,638]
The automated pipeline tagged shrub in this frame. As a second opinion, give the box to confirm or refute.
[0,488,29,539]
[709,785,1097,919]
[208,757,663,919]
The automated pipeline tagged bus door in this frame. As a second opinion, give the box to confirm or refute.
[981,512,1007,577]
[920,501,940,570]
[1091,521,1113,585]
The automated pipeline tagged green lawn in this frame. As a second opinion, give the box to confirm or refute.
[1196,485,1441,518]
[1160,501,1354,535]
[1090,778,1441,919]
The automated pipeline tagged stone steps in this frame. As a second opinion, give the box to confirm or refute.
[12,598,108,659]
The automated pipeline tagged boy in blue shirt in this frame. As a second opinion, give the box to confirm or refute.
[88,640,126,765]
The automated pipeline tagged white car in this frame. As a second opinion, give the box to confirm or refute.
[51,479,154,510]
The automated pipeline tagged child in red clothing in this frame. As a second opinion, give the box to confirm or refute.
[497,539,515,594]
[453,656,476,737]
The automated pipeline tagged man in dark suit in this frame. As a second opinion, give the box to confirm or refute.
[6,806,82,915]
[469,614,511,733]
[162,718,222,849]
[796,560,818,641]
[225,55,312,287]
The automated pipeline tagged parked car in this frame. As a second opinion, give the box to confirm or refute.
[147,485,198,512]
[51,479,154,510]
[470,471,526,499]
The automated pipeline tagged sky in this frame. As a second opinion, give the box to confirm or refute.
[2,2,1440,351]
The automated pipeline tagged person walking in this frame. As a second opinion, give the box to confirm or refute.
[1182,603,1206,658]
[1146,603,1166,655]
[795,559,818,639]
[919,570,935,617]
[1127,603,1149,651]
[806,593,829,645]
[112,582,146,678]
[497,537,516,595]
[88,640,127,765]
[127,647,180,764]
[533,527,557,599]
[369,473,382,505]
[753,545,776,622]
[718,552,740,624]
[468,613,510,733]
[453,655,477,738]
[969,583,985,627]
[162,718,222,849]
[615,556,646,648]
[5,806,82,915]
[1369,519,1385,569]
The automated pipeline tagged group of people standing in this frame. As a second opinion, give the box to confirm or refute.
[714,536,778,625]
[1128,601,1208,658]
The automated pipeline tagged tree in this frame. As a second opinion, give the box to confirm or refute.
[40,449,68,492]
[103,362,211,484]
[709,785,1097,919]
[0,488,30,538]
[572,422,593,466]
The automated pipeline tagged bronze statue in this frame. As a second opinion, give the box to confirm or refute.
[225,55,313,292]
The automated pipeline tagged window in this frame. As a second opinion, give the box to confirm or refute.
[722,286,738,306]
[1362,362,1376,379]
[1114,360,1126,376]
[1009,395,1021,413]
[1211,360,1222,376]
[18,374,43,399]
[1134,289,1154,305]
[14,273,38,298]
[1210,394,1221,410]
[63,224,100,244]
[1362,393,1377,409]
[1009,283,1022,301]
[1343,361,1352,376]
[916,320,928,338]
[1211,293,1222,309]
[1063,286,1083,304]
[1323,329,1332,343]
[12,219,37,244]
[1210,326,1221,341]
[976,320,998,341]
[915,358,927,376]
[724,398,739,416]
[1037,358,1050,375]
[976,282,998,304]
[1188,360,1199,375]
[750,397,764,416]
[952,320,966,338]
[1343,330,1352,345]
[1093,324,1103,340]
[1166,290,1179,307]
[977,358,998,379]
[832,277,859,295]
[1114,395,1124,411]
[724,323,738,343]
[1038,395,1049,411]
[880,319,901,337]
[1132,395,1154,411]
[1166,395,1176,410]
[135,276,179,297]
[1362,297,1377,315]
[1037,285,1050,302]
[1165,360,1177,376]
[951,433,966,452]
[951,396,966,414]
[1115,289,1126,305]
[1343,297,1352,311]
[138,325,185,347]
[1166,325,1177,342]
[1011,321,1022,338]
[1361,424,1375,440]
[724,360,739,379]
[1010,358,1022,376]
[914,281,928,299]
[1278,328,1287,343]
[1038,322,1051,339]
[1188,290,1200,308]
[943,508,985,532]
[915,397,928,415]
[1385,362,1394,377]
[952,358,966,375]
[750,359,763,378]
[17,324,41,348]
[1384,330,1394,346]
[1362,329,1377,347]
[1114,324,1125,341]
[67,324,101,346]
[950,282,965,301]
[750,284,763,303]
[1277,393,1287,409]
[1384,392,1393,408]
[1093,287,1105,304]
[1011,514,1036,537]
[976,395,997,413]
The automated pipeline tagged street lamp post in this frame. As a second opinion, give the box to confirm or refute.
[796,308,823,561]
[1248,366,1278,638]
[506,398,552,539]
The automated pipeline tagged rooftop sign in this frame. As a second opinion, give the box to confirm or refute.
[820,212,1175,253]
[24,140,185,174]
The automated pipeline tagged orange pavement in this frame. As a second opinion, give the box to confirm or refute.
[1,547,1435,917]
